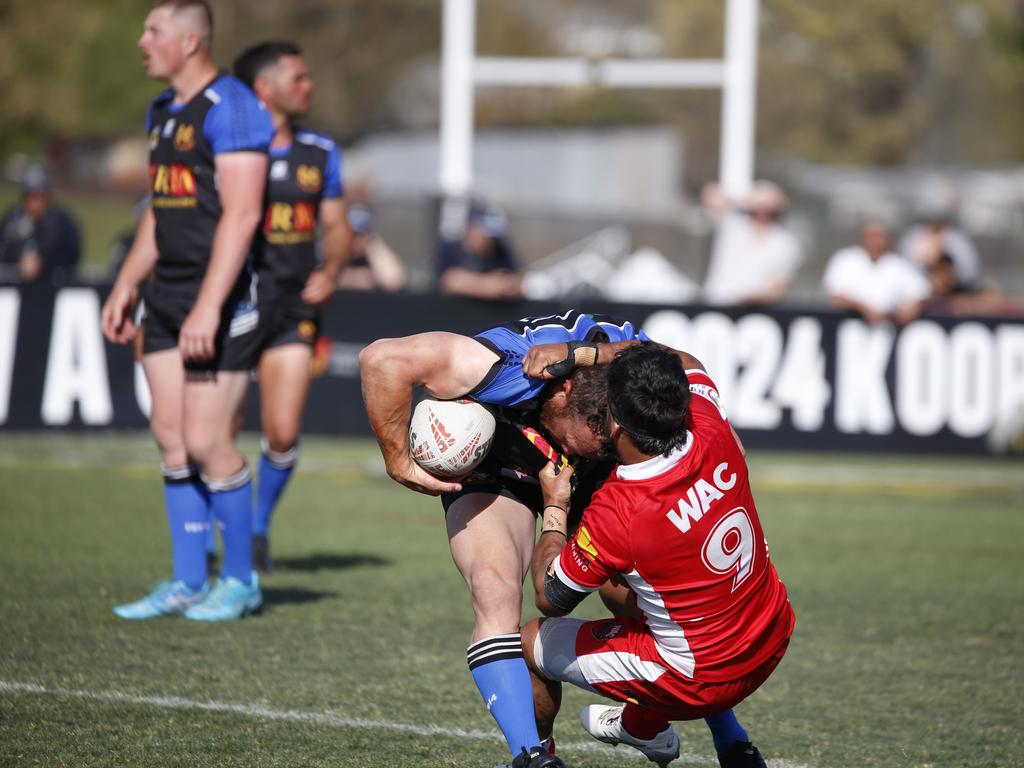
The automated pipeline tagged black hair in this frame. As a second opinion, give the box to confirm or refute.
[233,41,302,89]
[607,345,690,456]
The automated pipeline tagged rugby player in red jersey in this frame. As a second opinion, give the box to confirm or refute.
[523,344,794,768]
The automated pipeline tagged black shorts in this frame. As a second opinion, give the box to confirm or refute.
[141,282,265,373]
[262,299,320,350]
[441,441,616,531]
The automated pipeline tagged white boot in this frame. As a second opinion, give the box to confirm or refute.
[580,704,680,767]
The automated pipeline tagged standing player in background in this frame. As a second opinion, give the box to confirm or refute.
[101,0,273,620]
[525,346,794,768]
[233,41,351,571]
[359,311,760,768]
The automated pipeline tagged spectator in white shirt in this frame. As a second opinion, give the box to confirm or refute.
[823,222,931,325]
[701,180,803,306]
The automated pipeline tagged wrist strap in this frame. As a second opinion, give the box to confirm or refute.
[544,340,599,378]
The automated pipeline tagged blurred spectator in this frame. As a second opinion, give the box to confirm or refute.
[899,209,980,288]
[436,204,522,299]
[823,222,931,325]
[336,202,405,291]
[0,165,81,283]
[701,180,803,306]
[925,253,1024,318]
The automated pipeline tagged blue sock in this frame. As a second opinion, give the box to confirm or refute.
[205,510,219,559]
[162,464,210,590]
[206,465,253,585]
[705,709,749,754]
[254,441,299,537]
[467,634,541,757]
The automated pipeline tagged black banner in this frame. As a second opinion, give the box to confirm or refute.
[2,283,1023,455]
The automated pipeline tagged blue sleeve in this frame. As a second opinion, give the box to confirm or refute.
[203,80,274,155]
[323,146,343,199]
[470,313,646,407]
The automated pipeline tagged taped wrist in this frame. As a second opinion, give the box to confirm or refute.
[544,340,599,378]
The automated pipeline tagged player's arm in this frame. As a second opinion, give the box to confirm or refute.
[524,339,705,379]
[302,198,351,306]
[532,462,594,617]
[358,332,500,496]
[101,205,158,345]
[180,151,267,362]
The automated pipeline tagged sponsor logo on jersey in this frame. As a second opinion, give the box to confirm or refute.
[592,621,623,640]
[148,127,160,150]
[270,159,288,180]
[575,525,599,560]
[296,164,323,192]
[173,123,196,152]
[149,163,197,207]
[263,201,317,244]
[298,320,317,341]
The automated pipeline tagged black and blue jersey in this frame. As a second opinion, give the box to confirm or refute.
[257,129,343,300]
[470,310,649,409]
[146,72,274,292]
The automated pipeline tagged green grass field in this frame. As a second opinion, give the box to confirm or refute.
[1,433,1022,767]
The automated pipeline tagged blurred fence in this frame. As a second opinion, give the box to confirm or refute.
[2,282,1023,455]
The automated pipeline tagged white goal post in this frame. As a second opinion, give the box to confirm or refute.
[439,0,761,229]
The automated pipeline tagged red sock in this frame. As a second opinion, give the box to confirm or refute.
[621,704,670,740]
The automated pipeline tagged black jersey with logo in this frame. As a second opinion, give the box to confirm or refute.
[256,130,344,300]
[146,73,273,293]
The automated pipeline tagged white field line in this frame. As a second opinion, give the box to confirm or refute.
[0,680,811,768]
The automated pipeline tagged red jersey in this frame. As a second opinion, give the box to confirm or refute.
[554,370,794,684]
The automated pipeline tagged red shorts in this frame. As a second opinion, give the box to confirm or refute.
[533,615,788,721]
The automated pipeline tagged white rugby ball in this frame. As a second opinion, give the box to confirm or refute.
[408,398,496,478]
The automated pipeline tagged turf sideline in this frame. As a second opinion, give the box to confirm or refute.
[0,680,811,767]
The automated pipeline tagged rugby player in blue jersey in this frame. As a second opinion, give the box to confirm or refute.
[360,311,761,768]
[234,41,351,571]
[101,0,273,621]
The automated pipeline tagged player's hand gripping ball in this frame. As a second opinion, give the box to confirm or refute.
[409,398,496,478]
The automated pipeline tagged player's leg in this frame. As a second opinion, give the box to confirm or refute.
[253,341,312,567]
[113,347,210,618]
[447,493,550,762]
[181,369,262,621]
[527,615,681,767]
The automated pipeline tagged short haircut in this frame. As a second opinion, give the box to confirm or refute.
[607,345,690,456]
[154,0,214,49]
[234,41,303,89]
[564,364,611,440]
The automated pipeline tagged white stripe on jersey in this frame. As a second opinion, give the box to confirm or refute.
[553,555,596,593]
[577,650,668,685]
[624,568,696,678]
[296,131,336,152]
[203,87,222,104]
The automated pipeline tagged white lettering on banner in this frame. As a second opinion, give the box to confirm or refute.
[41,289,113,425]
[996,325,1024,431]
[134,361,152,419]
[949,323,994,438]
[690,312,738,411]
[771,317,830,431]
[0,289,20,424]
[734,315,782,429]
[642,309,691,352]
[896,321,947,436]
[835,320,894,434]
[642,310,830,432]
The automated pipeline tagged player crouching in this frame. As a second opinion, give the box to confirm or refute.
[525,345,794,768]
